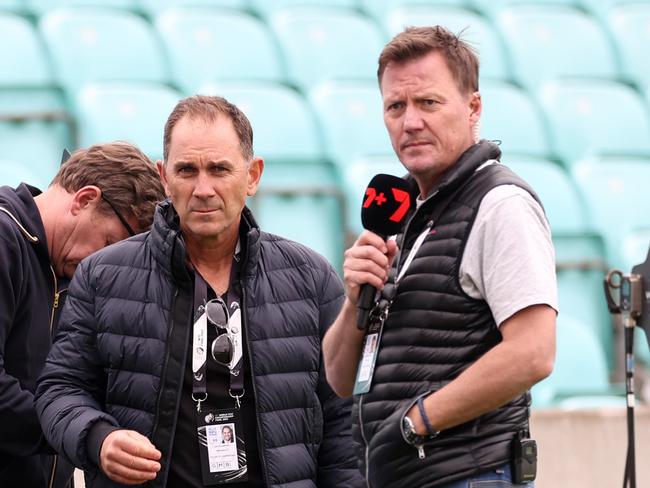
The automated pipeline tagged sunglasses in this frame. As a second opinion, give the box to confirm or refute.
[102,194,136,237]
[206,297,234,368]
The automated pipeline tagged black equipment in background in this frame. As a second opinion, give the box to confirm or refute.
[357,174,413,330]
[603,245,650,488]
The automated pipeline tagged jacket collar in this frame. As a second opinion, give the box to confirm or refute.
[0,183,50,263]
[407,139,502,208]
[150,199,261,283]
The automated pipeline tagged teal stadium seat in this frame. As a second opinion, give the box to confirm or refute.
[155,9,283,94]
[249,0,357,19]
[480,80,549,158]
[39,9,168,92]
[0,159,47,190]
[342,155,405,234]
[497,5,618,91]
[249,191,346,272]
[269,7,384,92]
[0,13,72,178]
[572,157,650,270]
[531,314,623,408]
[309,81,394,169]
[470,0,579,19]
[360,0,467,22]
[606,3,650,89]
[0,14,51,88]
[75,83,181,160]
[0,0,23,13]
[538,80,650,164]
[139,0,247,16]
[507,158,614,368]
[383,6,510,82]
[199,82,332,185]
[26,0,137,14]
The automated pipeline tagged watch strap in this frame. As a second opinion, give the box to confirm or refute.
[417,397,440,437]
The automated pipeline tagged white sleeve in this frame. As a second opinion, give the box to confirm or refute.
[459,184,558,327]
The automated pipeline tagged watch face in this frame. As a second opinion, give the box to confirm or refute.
[402,416,416,440]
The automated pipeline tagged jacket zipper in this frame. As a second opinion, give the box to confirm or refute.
[49,267,59,334]
[150,290,179,454]
[240,280,271,487]
[48,267,59,487]
[358,396,371,488]
[48,455,58,488]
[400,392,434,460]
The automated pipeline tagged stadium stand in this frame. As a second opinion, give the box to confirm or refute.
[4,0,650,411]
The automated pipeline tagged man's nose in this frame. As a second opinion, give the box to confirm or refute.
[403,104,424,132]
[193,172,216,198]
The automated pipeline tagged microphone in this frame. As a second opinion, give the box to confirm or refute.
[356,174,414,330]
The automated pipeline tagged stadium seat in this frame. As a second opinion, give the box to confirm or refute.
[39,9,168,92]
[506,158,589,234]
[0,0,24,14]
[199,82,333,185]
[360,0,466,21]
[571,157,650,270]
[139,0,247,16]
[250,0,357,19]
[249,191,346,271]
[74,83,181,160]
[531,314,623,408]
[497,5,618,91]
[342,155,406,234]
[538,80,650,164]
[0,159,47,189]
[470,0,579,19]
[26,0,137,14]
[480,81,549,158]
[606,3,650,88]
[0,14,52,88]
[155,8,283,94]
[269,7,384,92]
[383,6,510,82]
[309,81,394,169]
[507,158,614,364]
[0,120,72,184]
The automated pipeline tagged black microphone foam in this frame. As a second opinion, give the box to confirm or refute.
[361,173,413,237]
[356,174,413,330]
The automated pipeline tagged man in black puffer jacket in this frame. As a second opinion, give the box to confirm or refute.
[324,27,557,487]
[35,95,362,488]
[0,142,164,488]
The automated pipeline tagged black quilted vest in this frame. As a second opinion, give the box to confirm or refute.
[351,141,542,487]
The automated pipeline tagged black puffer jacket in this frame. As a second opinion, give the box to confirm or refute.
[35,201,362,488]
[353,142,536,487]
[0,184,73,488]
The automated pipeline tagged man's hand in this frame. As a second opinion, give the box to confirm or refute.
[343,230,398,303]
[99,430,162,485]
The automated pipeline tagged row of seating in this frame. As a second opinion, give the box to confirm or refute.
[2,3,650,93]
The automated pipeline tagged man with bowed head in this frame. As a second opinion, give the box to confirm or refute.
[323,26,557,487]
[0,142,165,488]
[36,95,363,487]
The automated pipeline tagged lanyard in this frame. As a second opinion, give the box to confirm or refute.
[191,257,244,411]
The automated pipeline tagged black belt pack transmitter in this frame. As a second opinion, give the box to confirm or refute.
[512,435,537,483]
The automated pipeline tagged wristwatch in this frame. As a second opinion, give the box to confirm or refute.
[402,414,440,445]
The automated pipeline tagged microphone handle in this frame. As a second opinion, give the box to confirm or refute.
[356,284,377,330]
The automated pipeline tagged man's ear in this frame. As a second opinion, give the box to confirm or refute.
[157,160,170,197]
[246,157,264,197]
[469,91,482,125]
[70,186,102,216]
